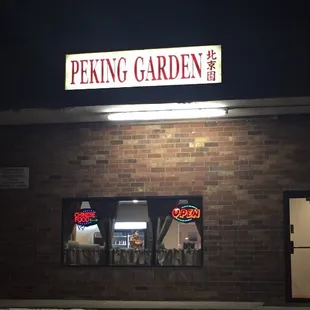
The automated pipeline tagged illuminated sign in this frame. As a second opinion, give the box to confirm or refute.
[74,209,98,227]
[65,45,221,90]
[172,204,201,223]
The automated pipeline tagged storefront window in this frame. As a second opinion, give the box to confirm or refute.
[62,198,117,266]
[147,198,203,266]
[62,197,203,267]
[109,200,152,266]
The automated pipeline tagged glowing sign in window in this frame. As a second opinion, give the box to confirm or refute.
[171,205,201,223]
[73,209,98,227]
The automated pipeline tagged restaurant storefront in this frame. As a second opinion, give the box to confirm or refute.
[0,45,310,304]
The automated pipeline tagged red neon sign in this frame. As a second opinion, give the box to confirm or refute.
[74,209,98,227]
[172,205,201,223]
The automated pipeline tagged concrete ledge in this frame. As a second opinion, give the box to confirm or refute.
[0,300,264,309]
[263,308,310,310]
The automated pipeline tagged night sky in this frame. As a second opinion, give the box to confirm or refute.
[3,1,310,110]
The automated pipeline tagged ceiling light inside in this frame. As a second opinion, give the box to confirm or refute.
[114,222,147,230]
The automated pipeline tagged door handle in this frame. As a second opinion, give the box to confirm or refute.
[290,241,294,254]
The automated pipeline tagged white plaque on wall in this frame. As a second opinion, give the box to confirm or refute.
[0,167,29,189]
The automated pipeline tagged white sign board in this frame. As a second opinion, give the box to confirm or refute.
[65,45,222,90]
[0,167,29,189]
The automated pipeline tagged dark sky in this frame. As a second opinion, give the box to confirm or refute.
[3,1,310,110]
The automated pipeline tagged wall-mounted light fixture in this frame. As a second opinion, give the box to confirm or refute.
[107,108,227,121]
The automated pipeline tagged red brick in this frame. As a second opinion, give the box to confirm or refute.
[147,153,161,158]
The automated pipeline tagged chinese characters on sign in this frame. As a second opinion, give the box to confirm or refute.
[172,204,201,223]
[207,49,217,82]
[65,45,222,90]
[73,209,98,228]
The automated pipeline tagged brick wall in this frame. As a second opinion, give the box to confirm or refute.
[1,115,310,303]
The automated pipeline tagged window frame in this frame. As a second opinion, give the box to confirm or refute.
[61,195,204,268]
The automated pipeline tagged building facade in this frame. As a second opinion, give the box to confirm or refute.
[1,112,310,304]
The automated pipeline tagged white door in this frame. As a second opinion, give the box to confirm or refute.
[290,198,310,299]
